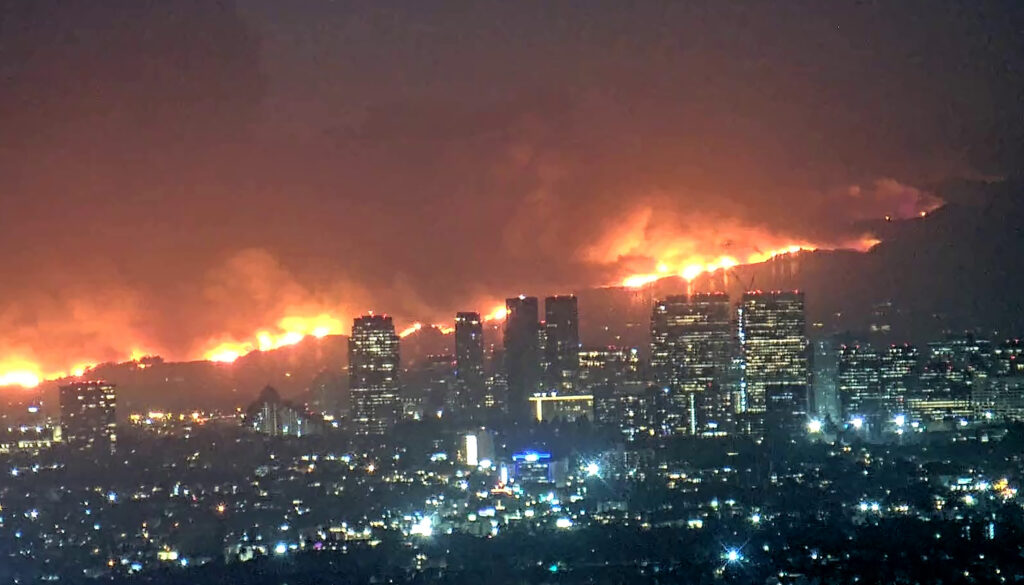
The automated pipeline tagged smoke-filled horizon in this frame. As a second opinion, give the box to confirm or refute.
[0,0,1020,379]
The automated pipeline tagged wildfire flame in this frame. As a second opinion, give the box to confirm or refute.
[398,322,456,338]
[202,313,344,363]
[483,305,508,322]
[0,363,43,389]
[398,323,423,338]
[0,350,161,388]
[620,245,812,288]
[0,231,885,387]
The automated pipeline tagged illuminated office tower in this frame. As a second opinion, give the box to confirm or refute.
[650,293,733,436]
[578,346,641,392]
[974,376,1024,422]
[595,384,665,442]
[921,334,990,399]
[544,295,580,394]
[504,296,541,421]
[914,334,989,423]
[810,339,841,424]
[879,343,919,414]
[58,381,117,451]
[738,291,808,437]
[990,338,1020,376]
[838,343,881,421]
[528,394,594,423]
[349,314,400,436]
[454,312,485,412]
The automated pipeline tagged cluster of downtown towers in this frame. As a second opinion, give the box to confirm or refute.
[348,291,808,439]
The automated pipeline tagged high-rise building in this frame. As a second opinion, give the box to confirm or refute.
[504,296,541,421]
[595,384,664,442]
[425,354,456,415]
[578,346,640,392]
[920,334,990,399]
[58,381,117,451]
[991,339,1022,376]
[651,293,734,436]
[543,295,580,394]
[810,339,841,424]
[835,341,918,428]
[738,291,808,437]
[974,376,1024,422]
[247,386,321,437]
[907,335,989,424]
[879,343,919,414]
[454,312,485,412]
[349,314,400,436]
[838,344,881,421]
[528,394,594,423]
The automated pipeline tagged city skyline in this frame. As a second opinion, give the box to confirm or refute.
[2,2,1023,582]
[1,1,1021,385]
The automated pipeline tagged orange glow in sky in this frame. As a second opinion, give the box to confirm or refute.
[0,235,884,386]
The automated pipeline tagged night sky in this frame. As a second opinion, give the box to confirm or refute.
[0,0,1021,371]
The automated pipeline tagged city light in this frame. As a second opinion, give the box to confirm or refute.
[410,516,433,537]
[464,434,479,467]
[0,6,1014,583]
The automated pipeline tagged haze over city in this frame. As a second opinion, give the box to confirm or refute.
[1,0,1015,382]
[2,2,1024,584]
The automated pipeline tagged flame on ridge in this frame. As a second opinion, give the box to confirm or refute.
[0,237,882,386]
[0,348,155,389]
[202,313,345,363]
[621,245,804,288]
[618,238,880,289]
[483,305,508,322]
